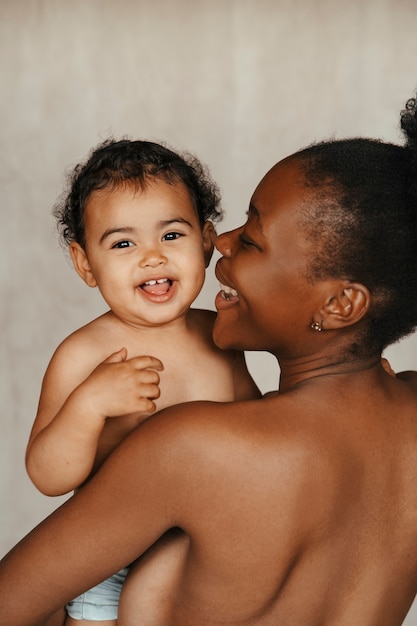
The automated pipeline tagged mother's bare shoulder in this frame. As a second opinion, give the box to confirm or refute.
[396,370,417,389]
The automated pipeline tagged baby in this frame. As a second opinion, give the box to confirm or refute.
[25,138,260,624]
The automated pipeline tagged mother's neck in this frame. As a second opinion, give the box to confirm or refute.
[277,352,383,394]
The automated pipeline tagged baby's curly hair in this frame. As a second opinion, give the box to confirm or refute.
[53,138,223,249]
[294,95,417,356]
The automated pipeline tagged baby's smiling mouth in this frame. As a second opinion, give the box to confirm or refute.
[141,278,172,295]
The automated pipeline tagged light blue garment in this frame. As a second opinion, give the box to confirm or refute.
[66,567,129,620]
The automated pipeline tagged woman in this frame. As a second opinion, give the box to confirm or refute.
[2,95,417,625]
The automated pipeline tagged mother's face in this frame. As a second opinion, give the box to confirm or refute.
[213,157,319,356]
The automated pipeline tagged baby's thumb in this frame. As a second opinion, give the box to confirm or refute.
[103,347,128,364]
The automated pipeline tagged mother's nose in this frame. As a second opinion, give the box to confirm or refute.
[215,226,241,256]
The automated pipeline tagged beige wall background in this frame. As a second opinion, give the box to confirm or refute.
[2,0,417,620]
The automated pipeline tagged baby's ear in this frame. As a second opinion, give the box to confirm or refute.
[320,282,370,329]
[69,242,97,288]
[202,221,216,267]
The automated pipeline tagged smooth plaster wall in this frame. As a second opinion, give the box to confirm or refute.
[2,0,417,621]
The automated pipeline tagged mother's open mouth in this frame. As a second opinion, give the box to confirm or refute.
[219,283,238,301]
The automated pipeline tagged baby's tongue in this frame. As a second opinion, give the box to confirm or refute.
[142,279,170,295]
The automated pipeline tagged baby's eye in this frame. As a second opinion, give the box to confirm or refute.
[112,240,133,249]
[162,232,183,241]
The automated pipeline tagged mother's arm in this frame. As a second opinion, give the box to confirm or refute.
[0,405,196,626]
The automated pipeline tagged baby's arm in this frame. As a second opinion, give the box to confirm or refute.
[26,337,163,496]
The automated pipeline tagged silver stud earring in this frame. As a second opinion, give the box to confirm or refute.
[310,320,323,332]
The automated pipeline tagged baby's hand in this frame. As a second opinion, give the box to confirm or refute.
[78,348,163,418]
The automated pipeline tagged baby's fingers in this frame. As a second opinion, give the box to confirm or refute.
[131,355,164,372]
[136,367,161,392]
[134,374,161,414]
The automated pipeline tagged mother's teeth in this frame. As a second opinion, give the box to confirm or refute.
[220,283,238,297]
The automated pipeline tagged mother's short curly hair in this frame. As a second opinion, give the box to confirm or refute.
[295,116,417,356]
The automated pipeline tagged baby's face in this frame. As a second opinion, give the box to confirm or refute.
[70,179,214,329]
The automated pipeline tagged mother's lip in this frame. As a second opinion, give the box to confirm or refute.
[215,278,240,309]
[215,261,234,289]
[215,289,239,310]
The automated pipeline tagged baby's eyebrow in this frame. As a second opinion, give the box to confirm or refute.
[99,219,194,243]
[158,217,193,228]
[99,226,135,243]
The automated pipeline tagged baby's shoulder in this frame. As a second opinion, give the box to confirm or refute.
[51,312,116,363]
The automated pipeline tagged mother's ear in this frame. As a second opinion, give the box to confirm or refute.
[202,221,216,267]
[320,282,370,329]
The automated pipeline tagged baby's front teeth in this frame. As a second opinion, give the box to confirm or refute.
[145,278,169,286]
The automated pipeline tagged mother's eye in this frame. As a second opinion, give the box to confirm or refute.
[238,233,258,249]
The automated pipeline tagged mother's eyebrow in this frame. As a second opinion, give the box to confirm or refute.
[246,203,264,234]
[247,202,260,218]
